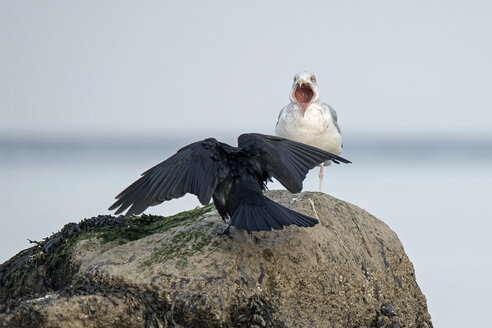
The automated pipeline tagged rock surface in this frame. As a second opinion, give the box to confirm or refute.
[0,191,433,328]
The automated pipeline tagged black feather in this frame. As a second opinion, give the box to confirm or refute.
[109,133,350,232]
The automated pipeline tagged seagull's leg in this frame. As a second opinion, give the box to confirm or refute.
[318,162,324,192]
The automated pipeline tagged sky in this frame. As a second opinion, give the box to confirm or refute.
[1,1,492,140]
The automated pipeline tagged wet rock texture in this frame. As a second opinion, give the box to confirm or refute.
[0,191,432,328]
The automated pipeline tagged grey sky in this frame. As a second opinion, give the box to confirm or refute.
[1,1,491,138]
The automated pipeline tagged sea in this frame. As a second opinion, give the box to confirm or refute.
[1,135,491,328]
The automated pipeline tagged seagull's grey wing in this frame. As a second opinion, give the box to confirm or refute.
[237,133,351,193]
[109,139,226,216]
[274,105,288,134]
[324,103,341,134]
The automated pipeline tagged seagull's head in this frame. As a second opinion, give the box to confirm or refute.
[290,71,320,114]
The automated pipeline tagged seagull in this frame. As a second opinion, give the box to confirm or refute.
[275,71,344,192]
[109,133,350,234]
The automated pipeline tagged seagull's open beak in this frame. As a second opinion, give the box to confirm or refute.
[293,79,315,115]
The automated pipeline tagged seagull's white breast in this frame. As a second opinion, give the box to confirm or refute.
[275,102,343,157]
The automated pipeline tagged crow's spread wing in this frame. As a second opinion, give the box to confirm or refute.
[109,139,226,216]
[237,133,351,193]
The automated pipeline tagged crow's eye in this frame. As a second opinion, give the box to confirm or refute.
[310,75,316,83]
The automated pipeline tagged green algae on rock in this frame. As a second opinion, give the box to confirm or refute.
[96,205,213,244]
[0,205,213,315]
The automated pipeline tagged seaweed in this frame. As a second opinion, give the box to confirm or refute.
[0,205,213,313]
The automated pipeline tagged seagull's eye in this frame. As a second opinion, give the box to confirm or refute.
[310,75,316,83]
[293,76,296,82]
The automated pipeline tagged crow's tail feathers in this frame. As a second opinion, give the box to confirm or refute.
[230,194,318,232]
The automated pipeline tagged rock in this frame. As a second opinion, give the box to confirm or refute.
[376,316,386,328]
[0,191,433,327]
[381,302,397,317]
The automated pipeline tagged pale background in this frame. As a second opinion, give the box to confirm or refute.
[1,1,492,327]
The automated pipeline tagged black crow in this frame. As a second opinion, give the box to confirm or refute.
[109,133,351,233]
